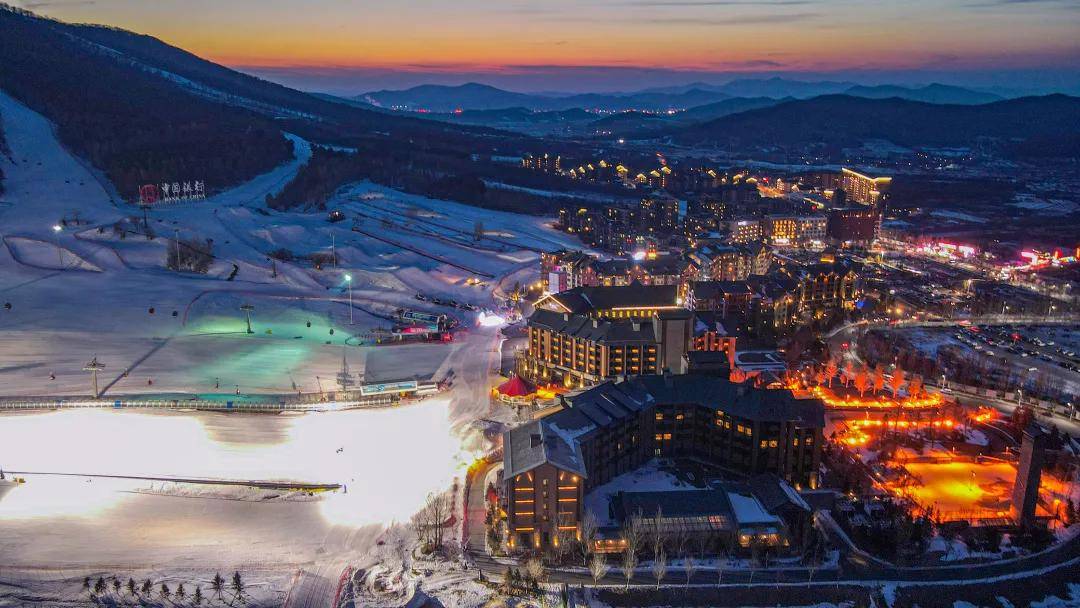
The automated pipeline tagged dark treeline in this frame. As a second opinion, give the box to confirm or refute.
[269,138,598,215]
[266,147,366,211]
[0,5,293,200]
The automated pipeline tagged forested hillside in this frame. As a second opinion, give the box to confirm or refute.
[266,147,367,211]
[674,94,1080,152]
[0,5,293,200]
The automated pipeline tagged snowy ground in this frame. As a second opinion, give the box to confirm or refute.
[897,326,1080,400]
[0,89,577,398]
[0,89,580,606]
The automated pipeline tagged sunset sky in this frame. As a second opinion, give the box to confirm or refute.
[14,0,1080,93]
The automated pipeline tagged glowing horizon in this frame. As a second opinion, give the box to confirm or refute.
[9,0,1080,92]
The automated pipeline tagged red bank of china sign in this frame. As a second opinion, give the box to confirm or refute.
[139,180,207,205]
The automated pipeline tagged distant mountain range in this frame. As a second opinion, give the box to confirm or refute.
[671,94,1080,150]
[356,82,736,113]
[844,83,1003,105]
[356,78,1011,115]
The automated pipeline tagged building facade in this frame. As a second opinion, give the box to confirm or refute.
[840,168,892,206]
[502,375,825,548]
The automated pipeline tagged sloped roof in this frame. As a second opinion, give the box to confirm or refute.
[528,309,657,344]
[503,418,588,479]
[497,375,534,397]
[502,375,824,481]
[541,283,679,315]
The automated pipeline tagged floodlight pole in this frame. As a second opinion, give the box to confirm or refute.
[345,274,354,325]
[52,225,64,268]
[174,228,182,271]
[240,303,255,334]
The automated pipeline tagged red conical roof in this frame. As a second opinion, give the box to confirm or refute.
[497,375,534,397]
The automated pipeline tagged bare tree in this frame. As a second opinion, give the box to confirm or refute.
[579,510,599,566]
[621,510,644,561]
[683,552,697,589]
[411,509,427,546]
[589,552,609,586]
[805,549,822,587]
[551,513,576,565]
[416,491,453,550]
[717,551,725,586]
[525,558,546,604]
[693,529,711,562]
[651,549,667,590]
[622,549,638,591]
[648,507,666,559]
[672,525,690,560]
[166,237,214,273]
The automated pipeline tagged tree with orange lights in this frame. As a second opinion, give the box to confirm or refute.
[854,368,871,397]
[872,365,886,395]
[908,375,924,398]
[825,359,838,387]
[889,369,906,398]
[842,361,855,386]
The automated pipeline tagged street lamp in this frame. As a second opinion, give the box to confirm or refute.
[344,274,354,325]
[52,224,63,268]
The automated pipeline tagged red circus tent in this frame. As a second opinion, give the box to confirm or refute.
[496,375,534,398]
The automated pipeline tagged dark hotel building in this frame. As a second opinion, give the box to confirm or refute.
[502,374,824,549]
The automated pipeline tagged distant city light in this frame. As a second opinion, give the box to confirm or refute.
[631,250,647,261]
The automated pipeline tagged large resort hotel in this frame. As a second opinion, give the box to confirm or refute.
[502,373,825,550]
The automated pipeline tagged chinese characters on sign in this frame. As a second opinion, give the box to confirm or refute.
[139,180,207,205]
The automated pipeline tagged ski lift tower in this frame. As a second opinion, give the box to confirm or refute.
[240,303,255,334]
[83,356,106,399]
[336,348,355,393]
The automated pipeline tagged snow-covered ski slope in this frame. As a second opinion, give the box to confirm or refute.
[0,89,579,398]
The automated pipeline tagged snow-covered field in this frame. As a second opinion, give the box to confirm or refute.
[0,89,579,605]
[0,402,469,568]
[0,89,576,398]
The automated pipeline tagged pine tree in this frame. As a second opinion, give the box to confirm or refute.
[194,585,203,606]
